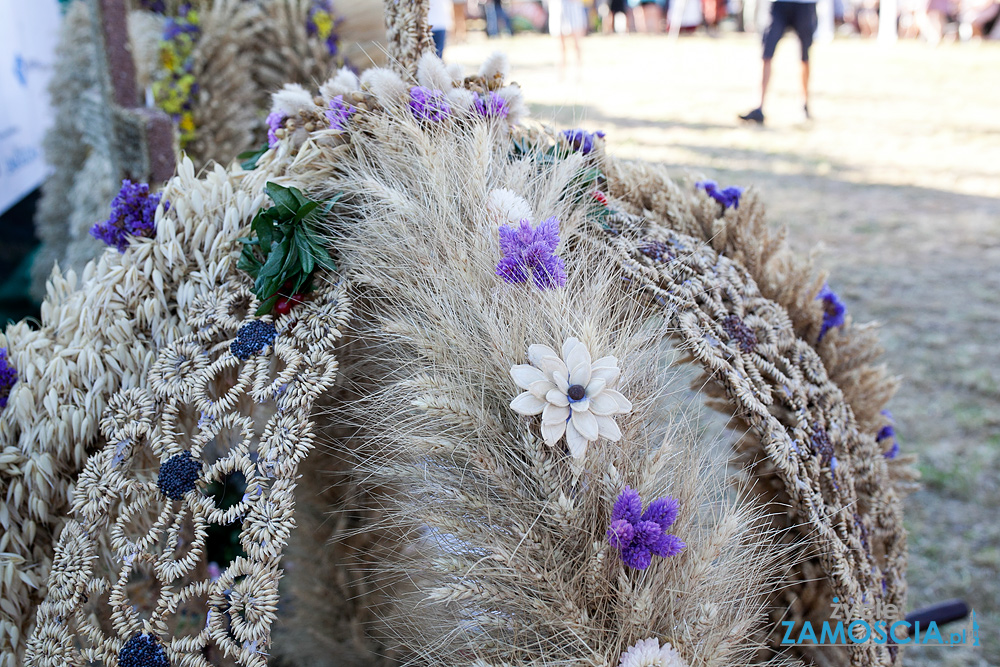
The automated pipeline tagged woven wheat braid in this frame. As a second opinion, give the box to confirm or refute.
[599,212,906,666]
[383,0,433,76]
[0,156,279,667]
[25,274,347,666]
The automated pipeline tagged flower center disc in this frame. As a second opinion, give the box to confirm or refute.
[567,384,586,401]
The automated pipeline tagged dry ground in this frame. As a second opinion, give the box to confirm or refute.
[449,31,1000,666]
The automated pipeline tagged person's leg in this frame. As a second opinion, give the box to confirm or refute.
[757,3,788,113]
[432,28,447,57]
[800,60,809,110]
[452,1,467,42]
[760,59,773,109]
[485,1,499,36]
[795,2,816,113]
[497,0,514,34]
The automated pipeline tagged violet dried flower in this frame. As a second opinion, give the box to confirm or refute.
[696,180,744,210]
[608,486,684,570]
[496,217,567,289]
[560,128,606,155]
[409,86,451,122]
[878,409,900,459]
[326,95,355,131]
[0,348,17,409]
[816,283,846,342]
[473,91,509,119]
[90,180,167,253]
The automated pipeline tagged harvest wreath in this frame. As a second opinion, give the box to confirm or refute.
[1,3,915,666]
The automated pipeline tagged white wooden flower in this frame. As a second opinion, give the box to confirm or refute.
[509,337,632,459]
[618,638,687,667]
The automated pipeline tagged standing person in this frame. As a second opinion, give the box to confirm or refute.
[602,0,635,31]
[485,0,515,36]
[549,0,588,69]
[739,0,818,124]
[451,0,468,43]
[429,0,454,57]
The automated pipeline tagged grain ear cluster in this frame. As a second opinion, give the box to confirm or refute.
[5,8,910,667]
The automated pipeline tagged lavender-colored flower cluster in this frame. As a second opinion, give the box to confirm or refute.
[696,180,744,210]
[878,410,900,459]
[326,95,355,131]
[816,283,846,342]
[560,128,606,155]
[409,86,451,122]
[473,91,509,119]
[496,217,567,290]
[90,180,167,253]
[607,486,685,570]
[0,348,17,409]
[163,4,200,41]
[266,111,286,149]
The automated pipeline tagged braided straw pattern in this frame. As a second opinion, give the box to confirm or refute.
[601,212,906,666]
[24,276,348,666]
[1,156,278,666]
[383,0,433,76]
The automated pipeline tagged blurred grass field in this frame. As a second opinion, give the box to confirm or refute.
[449,30,1000,666]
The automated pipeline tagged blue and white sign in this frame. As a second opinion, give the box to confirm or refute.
[0,0,63,215]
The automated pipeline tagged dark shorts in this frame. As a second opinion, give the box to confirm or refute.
[762,1,818,62]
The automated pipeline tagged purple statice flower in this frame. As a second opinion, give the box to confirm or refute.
[495,217,567,290]
[696,180,744,210]
[326,95,355,131]
[816,283,846,342]
[409,86,451,122]
[607,486,684,570]
[90,180,167,253]
[0,348,17,409]
[473,91,509,119]
[163,5,200,40]
[266,111,286,149]
[560,129,606,155]
[878,409,899,459]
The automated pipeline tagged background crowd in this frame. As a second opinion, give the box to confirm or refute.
[433,0,1000,47]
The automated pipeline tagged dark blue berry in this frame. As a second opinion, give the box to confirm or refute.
[638,240,674,263]
[721,314,758,354]
[157,451,201,500]
[811,425,834,466]
[119,633,169,667]
[230,320,277,361]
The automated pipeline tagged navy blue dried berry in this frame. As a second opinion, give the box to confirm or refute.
[157,451,201,500]
[119,633,169,667]
[810,425,834,466]
[230,320,277,361]
[638,240,674,263]
[721,314,758,354]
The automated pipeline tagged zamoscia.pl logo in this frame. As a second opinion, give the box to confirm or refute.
[780,597,980,647]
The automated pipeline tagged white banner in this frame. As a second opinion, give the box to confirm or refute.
[0,0,63,215]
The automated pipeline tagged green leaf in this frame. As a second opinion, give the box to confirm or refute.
[293,200,320,222]
[293,272,309,296]
[295,231,315,276]
[237,247,262,275]
[259,241,284,278]
[279,237,298,277]
[252,213,275,249]
[237,144,268,171]
[265,182,299,215]
[289,185,310,208]
[255,293,281,316]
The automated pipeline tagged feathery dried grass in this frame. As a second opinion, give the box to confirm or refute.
[297,112,793,666]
